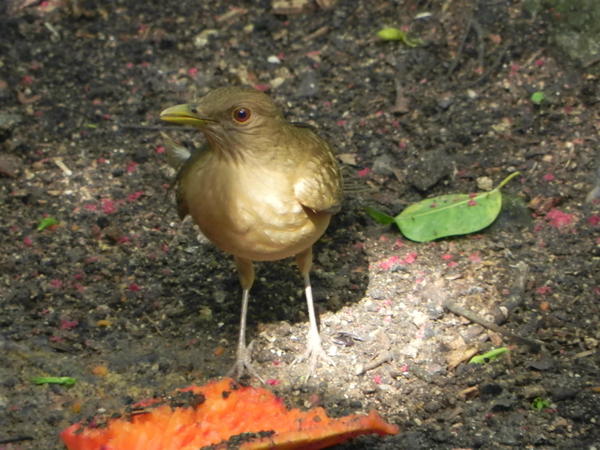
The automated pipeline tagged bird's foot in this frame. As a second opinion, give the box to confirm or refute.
[292,328,332,374]
[226,341,263,382]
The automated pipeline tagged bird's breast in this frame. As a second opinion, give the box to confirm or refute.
[181,155,330,261]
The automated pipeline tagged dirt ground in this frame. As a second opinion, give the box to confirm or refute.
[1,0,599,448]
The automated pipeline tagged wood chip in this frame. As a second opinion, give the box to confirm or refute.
[272,0,311,15]
[216,7,247,23]
[337,153,357,166]
[457,386,478,399]
[446,346,478,369]
[54,157,72,176]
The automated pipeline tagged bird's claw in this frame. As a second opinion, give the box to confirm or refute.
[227,341,263,382]
[292,329,332,375]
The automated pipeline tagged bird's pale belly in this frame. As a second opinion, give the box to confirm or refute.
[184,165,331,261]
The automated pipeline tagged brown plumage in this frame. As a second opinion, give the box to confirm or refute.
[160,86,342,378]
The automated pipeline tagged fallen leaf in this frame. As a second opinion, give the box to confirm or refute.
[446,346,478,369]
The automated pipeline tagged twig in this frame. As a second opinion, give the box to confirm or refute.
[443,300,543,352]
[583,55,600,68]
[471,18,485,72]
[356,350,394,375]
[447,14,474,77]
[464,40,510,87]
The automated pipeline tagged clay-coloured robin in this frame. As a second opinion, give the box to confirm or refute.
[160,86,342,378]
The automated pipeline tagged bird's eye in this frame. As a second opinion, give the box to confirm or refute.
[232,107,251,123]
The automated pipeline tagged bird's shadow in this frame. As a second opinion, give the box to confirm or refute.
[158,201,369,375]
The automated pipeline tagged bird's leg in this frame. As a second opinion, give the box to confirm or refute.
[293,247,332,372]
[227,256,262,381]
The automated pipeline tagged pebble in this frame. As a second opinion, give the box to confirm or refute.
[476,176,494,191]
[436,93,454,110]
[406,148,452,192]
[480,383,503,398]
[550,386,578,401]
[372,153,396,176]
[426,302,444,319]
[522,384,546,399]
[490,395,515,412]
[527,354,555,371]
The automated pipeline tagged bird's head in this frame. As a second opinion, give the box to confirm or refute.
[160,87,285,153]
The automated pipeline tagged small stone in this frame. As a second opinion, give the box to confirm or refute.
[437,93,454,110]
[550,386,578,401]
[406,148,452,192]
[476,176,494,191]
[480,383,503,398]
[399,339,420,358]
[372,153,397,176]
[424,363,446,377]
[527,354,555,371]
[270,77,286,89]
[466,89,478,99]
[490,395,515,412]
[522,384,545,399]
[426,302,444,319]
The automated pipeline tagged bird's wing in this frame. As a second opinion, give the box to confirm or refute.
[293,128,343,214]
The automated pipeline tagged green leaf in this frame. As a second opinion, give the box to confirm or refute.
[365,206,395,225]
[395,172,521,242]
[469,347,509,364]
[395,191,500,242]
[531,397,551,411]
[31,376,76,386]
[376,27,422,47]
[37,217,59,231]
[531,91,545,105]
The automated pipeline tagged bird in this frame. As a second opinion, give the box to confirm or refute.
[159,86,343,379]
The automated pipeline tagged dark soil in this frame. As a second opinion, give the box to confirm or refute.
[1,0,599,449]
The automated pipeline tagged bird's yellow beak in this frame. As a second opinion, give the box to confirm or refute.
[160,104,210,127]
